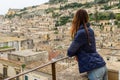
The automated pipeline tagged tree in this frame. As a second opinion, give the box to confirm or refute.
[117,22,120,28]
[109,12,115,19]
[49,0,67,4]
[94,0,109,4]
[94,0,98,22]
[116,14,120,21]
[95,10,99,22]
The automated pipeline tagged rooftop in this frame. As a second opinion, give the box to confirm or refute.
[107,61,120,71]
[0,37,26,43]
[0,58,22,67]
[10,49,47,57]
[97,48,120,56]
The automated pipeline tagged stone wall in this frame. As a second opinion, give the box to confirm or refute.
[56,65,88,80]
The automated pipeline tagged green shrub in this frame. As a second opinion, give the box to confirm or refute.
[52,12,61,18]
[83,2,94,8]
[117,22,120,28]
[45,8,55,13]
[55,16,71,27]
[21,64,26,69]
[0,46,11,49]
[104,5,112,10]
[89,13,95,21]
[60,3,83,10]
[54,31,58,34]
[45,8,53,13]
[32,6,37,8]
[118,4,120,9]
[95,0,109,4]
[114,21,118,25]
[49,0,67,4]
[116,13,120,21]
[20,8,27,11]
[89,12,115,21]
[98,12,115,20]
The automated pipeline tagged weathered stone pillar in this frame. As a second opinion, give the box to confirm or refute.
[18,41,21,51]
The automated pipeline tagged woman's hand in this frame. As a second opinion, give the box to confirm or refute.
[75,56,78,62]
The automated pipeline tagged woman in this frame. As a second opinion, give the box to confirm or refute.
[67,9,108,80]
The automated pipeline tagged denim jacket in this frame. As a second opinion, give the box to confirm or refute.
[67,23,106,73]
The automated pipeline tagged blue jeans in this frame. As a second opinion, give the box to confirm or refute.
[87,66,108,80]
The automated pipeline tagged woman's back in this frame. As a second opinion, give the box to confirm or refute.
[67,23,106,73]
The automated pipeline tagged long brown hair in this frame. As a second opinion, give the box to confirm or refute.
[71,9,91,45]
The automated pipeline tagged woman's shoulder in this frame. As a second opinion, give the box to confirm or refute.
[88,27,94,34]
[76,29,86,37]
[77,28,93,34]
[76,27,94,37]
[77,29,85,34]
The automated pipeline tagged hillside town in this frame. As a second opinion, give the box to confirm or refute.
[0,0,120,80]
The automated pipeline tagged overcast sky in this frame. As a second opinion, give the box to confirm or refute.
[0,0,49,15]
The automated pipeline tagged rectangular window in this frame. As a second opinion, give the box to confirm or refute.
[4,42,8,46]
[3,67,7,78]
[25,75,28,80]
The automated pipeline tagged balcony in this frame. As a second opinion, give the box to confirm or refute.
[0,46,15,52]
[3,55,120,80]
[4,56,88,80]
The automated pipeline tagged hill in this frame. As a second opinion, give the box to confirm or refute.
[4,0,120,27]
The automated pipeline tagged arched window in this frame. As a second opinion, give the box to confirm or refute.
[107,57,110,61]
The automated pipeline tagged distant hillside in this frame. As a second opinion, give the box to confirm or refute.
[46,0,120,26]
[49,0,68,4]
[5,4,49,19]
[4,0,120,27]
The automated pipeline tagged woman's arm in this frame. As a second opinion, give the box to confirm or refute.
[67,31,86,57]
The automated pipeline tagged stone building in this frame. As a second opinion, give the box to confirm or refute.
[0,58,22,79]
[0,37,34,51]
[8,50,48,64]
[6,8,20,16]
[0,47,15,59]
[0,49,49,80]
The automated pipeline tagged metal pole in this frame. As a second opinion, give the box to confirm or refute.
[51,63,56,80]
